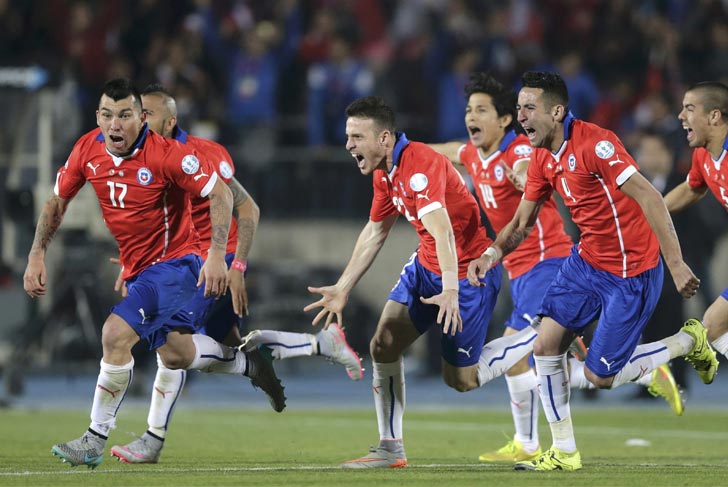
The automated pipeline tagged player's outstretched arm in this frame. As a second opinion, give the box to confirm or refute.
[227,177,259,317]
[621,172,700,299]
[663,180,708,213]
[468,198,542,286]
[428,142,466,164]
[304,214,398,329]
[419,208,462,336]
[24,195,70,298]
[199,178,233,298]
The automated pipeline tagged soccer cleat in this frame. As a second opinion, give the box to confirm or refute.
[478,439,542,463]
[51,430,106,469]
[318,323,363,381]
[514,446,582,471]
[247,346,287,412]
[110,432,163,464]
[340,447,408,469]
[567,336,588,361]
[240,329,263,352]
[647,364,685,416]
[681,318,719,384]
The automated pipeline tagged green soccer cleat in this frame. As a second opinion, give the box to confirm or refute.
[647,364,685,416]
[681,319,719,385]
[51,430,106,469]
[514,446,582,471]
[479,439,541,463]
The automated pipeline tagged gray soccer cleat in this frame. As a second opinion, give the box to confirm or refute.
[340,446,408,469]
[51,430,106,469]
[110,432,163,464]
[247,346,287,412]
[317,323,363,380]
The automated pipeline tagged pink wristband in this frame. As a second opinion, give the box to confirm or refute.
[231,259,247,272]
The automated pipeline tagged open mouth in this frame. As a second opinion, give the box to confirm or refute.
[351,153,365,168]
[684,127,694,141]
[468,126,481,137]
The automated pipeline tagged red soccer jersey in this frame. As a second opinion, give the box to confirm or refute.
[458,131,573,279]
[370,133,491,277]
[55,126,219,280]
[523,116,660,277]
[173,128,239,256]
[686,135,728,213]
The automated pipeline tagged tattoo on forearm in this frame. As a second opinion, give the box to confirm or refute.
[502,229,527,255]
[208,193,231,251]
[30,196,66,255]
[235,218,256,259]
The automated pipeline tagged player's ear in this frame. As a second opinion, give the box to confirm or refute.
[380,131,389,145]
[553,104,565,122]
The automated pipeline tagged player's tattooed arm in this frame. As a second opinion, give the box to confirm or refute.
[208,179,233,253]
[29,195,69,257]
[228,177,259,261]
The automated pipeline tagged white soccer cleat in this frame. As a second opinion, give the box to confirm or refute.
[318,323,364,381]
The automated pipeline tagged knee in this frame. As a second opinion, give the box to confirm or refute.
[444,376,476,393]
[584,368,613,389]
[532,339,548,357]
[442,367,478,392]
[156,348,188,370]
[101,318,138,356]
[370,333,395,362]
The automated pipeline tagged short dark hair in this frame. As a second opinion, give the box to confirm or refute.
[101,78,142,111]
[465,72,519,133]
[345,96,396,133]
[141,83,173,98]
[687,81,728,121]
[521,71,569,110]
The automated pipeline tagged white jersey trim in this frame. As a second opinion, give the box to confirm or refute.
[616,165,637,187]
[417,201,443,220]
[595,174,628,277]
[200,172,219,198]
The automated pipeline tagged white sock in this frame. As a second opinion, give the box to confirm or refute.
[187,334,247,375]
[610,342,671,388]
[477,327,537,385]
[567,358,596,390]
[712,331,728,357]
[147,353,186,439]
[90,358,134,436]
[372,360,405,442]
[251,330,316,359]
[505,370,539,451]
[534,354,576,453]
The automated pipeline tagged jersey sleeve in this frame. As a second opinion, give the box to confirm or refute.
[162,143,220,197]
[456,143,469,164]
[54,139,88,200]
[588,131,639,188]
[370,174,397,222]
[686,151,708,190]
[215,145,236,184]
[523,151,552,202]
[412,154,447,220]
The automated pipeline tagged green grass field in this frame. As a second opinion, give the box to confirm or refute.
[1,407,726,486]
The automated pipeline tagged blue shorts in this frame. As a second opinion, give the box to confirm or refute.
[505,257,565,331]
[539,247,663,378]
[389,253,502,367]
[721,288,728,301]
[194,253,245,343]
[111,254,202,350]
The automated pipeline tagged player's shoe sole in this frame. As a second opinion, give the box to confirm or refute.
[647,363,685,416]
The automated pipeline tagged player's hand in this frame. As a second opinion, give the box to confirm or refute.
[198,253,229,298]
[23,255,47,298]
[668,260,700,299]
[467,254,496,286]
[228,267,249,317]
[499,161,525,192]
[420,290,462,336]
[109,257,128,297]
[304,284,348,329]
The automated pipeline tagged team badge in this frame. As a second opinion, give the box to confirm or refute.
[137,167,153,185]
[568,154,577,171]
[595,140,615,159]
[181,154,200,174]
[513,144,532,156]
[494,164,505,181]
[218,160,233,179]
[409,173,428,192]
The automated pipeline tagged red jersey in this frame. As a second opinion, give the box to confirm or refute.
[55,126,219,280]
[686,134,728,212]
[172,128,239,256]
[523,116,660,277]
[458,131,573,279]
[370,133,491,277]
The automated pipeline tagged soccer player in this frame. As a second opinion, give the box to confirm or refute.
[305,96,543,469]
[664,81,728,373]
[108,85,363,464]
[22,78,285,469]
[467,71,718,471]
[429,73,684,464]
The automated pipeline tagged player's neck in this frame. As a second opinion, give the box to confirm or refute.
[478,137,502,158]
[706,128,728,160]
[548,125,565,153]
